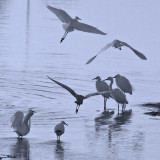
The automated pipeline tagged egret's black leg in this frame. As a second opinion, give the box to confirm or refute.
[104,97,106,112]
[118,104,119,115]
[60,31,68,43]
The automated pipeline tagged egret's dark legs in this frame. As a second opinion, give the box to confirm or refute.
[104,97,106,112]
[60,31,68,43]
[118,104,119,115]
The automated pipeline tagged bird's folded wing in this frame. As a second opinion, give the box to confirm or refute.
[73,22,106,35]
[11,111,24,130]
[47,76,78,98]
[84,91,111,99]
[47,5,72,23]
[85,41,114,64]
[121,41,147,60]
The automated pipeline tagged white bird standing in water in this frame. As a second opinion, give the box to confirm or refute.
[103,77,128,114]
[54,121,68,142]
[113,74,133,95]
[86,39,147,64]
[92,76,111,112]
[11,109,35,138]
[47,5,106,43]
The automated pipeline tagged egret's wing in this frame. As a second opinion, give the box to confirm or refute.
[85,41,114,64]
[47,5,72,23]
[84,91,111,99]
[47,76,78,98]
[73,21,106,35]
[11,111,24,131]
[120,41,147,60]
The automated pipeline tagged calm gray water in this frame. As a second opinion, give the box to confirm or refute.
[0,0,160,159]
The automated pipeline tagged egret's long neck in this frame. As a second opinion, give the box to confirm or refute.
[109,79,113,91]
[23,112,33,123]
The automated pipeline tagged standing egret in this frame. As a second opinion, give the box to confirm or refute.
[55,121,68,142]
[113,74,133,95]
[11,109,35,138]
[86,39,147,64]
[47,76,109,113]
[47,5,106,43]
[93,76,111,112]
[103,77,128,114]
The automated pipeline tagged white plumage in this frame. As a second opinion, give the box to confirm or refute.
[93,76,111,112]
[113,74,133,95]
[54,121,68,141]
[47,5,106,43]
[11,110,35,138]
[104,77,128,114]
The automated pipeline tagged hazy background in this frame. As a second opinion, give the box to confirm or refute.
[0,0,160,159]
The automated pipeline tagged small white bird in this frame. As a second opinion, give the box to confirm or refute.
[54,121,68,141]
[113,74,133,95]
[86,39,147,64]
[47,5,106,43]
[11,109,35,138]
[103,77,128,114]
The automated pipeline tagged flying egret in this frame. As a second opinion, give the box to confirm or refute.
[103,77,128,114]
[47,5,106,43]
[47,76,110,113]
[86,39,147,64]
[55,121,68,142]
[93,76,111,112]
[11,109,35,138]
[113,74,133,95]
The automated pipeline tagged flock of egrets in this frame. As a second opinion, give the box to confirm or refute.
[10,5,147,141]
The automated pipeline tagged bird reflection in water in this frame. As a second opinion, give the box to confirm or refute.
[10,138,30,160]
[94,111,114,132]
[109,109,132,133]
[54,141,64,160]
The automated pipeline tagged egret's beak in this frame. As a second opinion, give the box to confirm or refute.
[103,78,109,81]
[113,75,117,78]
[33,110,36,113]
[92,77,97,80]
[64,122,68,126]
[77,17,81,20]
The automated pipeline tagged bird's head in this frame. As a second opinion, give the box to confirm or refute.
[75,16,81,20]
[92,76,101,80]
[113,74,120,78]
[28,109,36,115]
[103,76,113,82]
[61,121,68,126]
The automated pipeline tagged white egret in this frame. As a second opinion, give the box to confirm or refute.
[93,76,111,112]
[103,77,128,114]
[86,39,147,64]
[113,74,133,95]
[11,109,35,138]
[47,76,110,113]
[54,121,68,142]
[47,5,106,43]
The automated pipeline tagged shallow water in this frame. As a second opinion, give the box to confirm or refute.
[0,0,160,159]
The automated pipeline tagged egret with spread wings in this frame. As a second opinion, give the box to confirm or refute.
[86,39,147,64]
[47,5,106,43]
[47,76,110,113]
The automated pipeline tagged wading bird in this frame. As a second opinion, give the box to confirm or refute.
[55,121,68,142]
[11,109,35,138]
[86,39,147,64]
[113,74,133,95]
[47,5,106,43]
[93,76,111,112]
[47,76,109,113]
[103,77,128,114]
